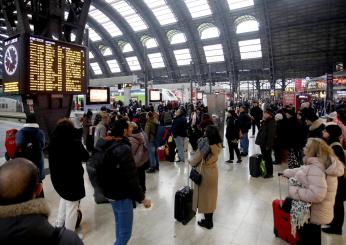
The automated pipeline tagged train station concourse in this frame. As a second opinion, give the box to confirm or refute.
[1,0,346,245]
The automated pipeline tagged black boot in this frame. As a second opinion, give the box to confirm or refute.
[198,213,213,229]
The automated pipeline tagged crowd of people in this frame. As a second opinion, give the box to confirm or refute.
[0,97,346,245]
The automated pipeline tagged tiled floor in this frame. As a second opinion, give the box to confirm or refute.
[42,138,345,245]
[1,119,345,245]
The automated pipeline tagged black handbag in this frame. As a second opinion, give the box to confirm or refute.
[189,167,202,185]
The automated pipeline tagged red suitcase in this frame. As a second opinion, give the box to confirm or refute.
[273,174,299,245]
[157,147,166,161]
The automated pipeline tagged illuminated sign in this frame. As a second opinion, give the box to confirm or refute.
[2,34,88,94]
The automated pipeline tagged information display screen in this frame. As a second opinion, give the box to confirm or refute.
[86,87,110,105]
[2,34,88,94]
[149,89,161,102]
[28,36,87,93]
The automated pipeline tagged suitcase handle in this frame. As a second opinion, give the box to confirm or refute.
[277,173,288,208]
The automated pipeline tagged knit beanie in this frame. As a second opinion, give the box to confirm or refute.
[303,108,318,122]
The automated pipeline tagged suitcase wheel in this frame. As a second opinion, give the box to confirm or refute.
[273,228,278,237]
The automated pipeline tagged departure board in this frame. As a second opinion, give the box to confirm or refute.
[28,36,87,93]
[2,34,87,94]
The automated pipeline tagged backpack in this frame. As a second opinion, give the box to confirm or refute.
[163,111,173,125]
[330,142,346,179]
[87,141,118,188]
[5,129,18,160]
[133,138,149,167]
[14,130,41,166]
[154,125,169,147]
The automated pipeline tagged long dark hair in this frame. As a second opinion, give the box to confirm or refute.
[206,125,222,145]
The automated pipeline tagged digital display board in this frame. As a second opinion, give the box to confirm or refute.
[2,34,88,94]
[86,87,110,105]
[149,89,162,102]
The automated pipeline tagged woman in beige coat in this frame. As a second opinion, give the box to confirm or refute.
[189,125,222,229]
[283,137,344,244]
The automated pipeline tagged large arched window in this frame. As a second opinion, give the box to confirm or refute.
[198,23,220,40]
[235,15,259,34]
[141,36,158,49]
[167,30,187,44]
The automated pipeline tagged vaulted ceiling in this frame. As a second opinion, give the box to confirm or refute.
[0,0,346,86]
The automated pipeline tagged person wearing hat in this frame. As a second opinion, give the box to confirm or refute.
[322,124,346,235]
[250,100,263,138]
[255,109,276,178]
[302,107,325,139]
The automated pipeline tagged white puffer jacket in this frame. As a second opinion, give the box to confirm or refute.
[283,156,344,225]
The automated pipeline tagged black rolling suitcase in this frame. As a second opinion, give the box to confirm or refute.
[249,154,262,177]
[174,164,195,225]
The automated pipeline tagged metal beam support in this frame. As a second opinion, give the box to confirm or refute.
[93,0,151,79]
[209,0,239,99]
[261,0,276,93]
[89,42,112,77]
[167,0,205,77]
[14,0,31,33]
[87,18,130,75]
[130,0,179,82]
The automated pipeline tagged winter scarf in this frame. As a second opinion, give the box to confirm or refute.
[289,177,311,237]
[197,137,211,160]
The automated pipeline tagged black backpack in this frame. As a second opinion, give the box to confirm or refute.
[14,130,41,166]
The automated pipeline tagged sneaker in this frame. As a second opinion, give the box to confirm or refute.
[263,174,273,178]
[236,159,242,163]
[225,160,233,163]
[146,168,156,173]
[322,227,342,235]
[240,152,248,157]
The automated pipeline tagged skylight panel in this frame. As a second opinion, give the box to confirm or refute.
[85,25,101,41]
[89,52,94,59]
[228,0,254,11]
[170,33,187,44]
[239,39,262,59]
[107,59,121,73]
[203,44,225,63]
[184,0,212,19]
[90,62,103,75]
[89,5,122,37]
[126,56,141,71]
[173,49,192,66]
[106,0,148,32]
[143,0,177,26]
[123,43,134,53]
[148,53,165,68]
[201,27,219,40]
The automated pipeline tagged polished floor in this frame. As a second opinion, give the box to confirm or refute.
[0,120,345,244]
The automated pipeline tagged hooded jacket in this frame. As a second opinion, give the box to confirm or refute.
[0,198,83,245]
[128,131,149,167]
[283,156,344,225]
[48,127,89,201]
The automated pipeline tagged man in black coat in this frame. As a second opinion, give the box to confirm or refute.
[171,109,188,162]
[0,158,83,245]
[250,101,263,137]
[238,106,251,156]
[255,109,276,178]
[97,119,151,245]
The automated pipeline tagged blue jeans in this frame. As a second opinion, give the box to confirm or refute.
[240,132,249,154]
[174,136,185,161]
[110,199,133,245]
[149,142,159,169]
